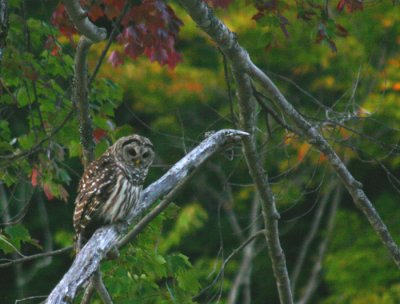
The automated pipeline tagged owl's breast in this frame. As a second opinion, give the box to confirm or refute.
[99,174,142,224]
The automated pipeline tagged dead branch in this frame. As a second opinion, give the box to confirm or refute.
[0,246,72,269]
[0,0,8,63]
[296,184,344,304]
[67,2,109,299]
[178,0,400,271]
[235,70,293,303]
[290,179,336,294]
[73,36,95,167]
[228,193,260,304]
[178,1,294,302]
[45,129,249,303]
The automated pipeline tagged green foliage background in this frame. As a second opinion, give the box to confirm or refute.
[1,0,400,303]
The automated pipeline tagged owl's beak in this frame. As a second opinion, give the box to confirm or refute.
[135,159,141,166]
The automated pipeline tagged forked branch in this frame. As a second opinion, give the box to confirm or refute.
[45,129,249,303]
[179,0,400,271]
[63,0,106,42]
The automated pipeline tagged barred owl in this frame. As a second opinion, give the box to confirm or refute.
[73,135,154,251]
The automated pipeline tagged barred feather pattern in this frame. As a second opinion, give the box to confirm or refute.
[73,136,154,251]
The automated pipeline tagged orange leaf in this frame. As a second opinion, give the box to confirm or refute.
[319,153,327,162]
[392,82,400,91]
[43,184,55,201]
[31,168,39,187]
[284,132,296,145]
[298,143,311,162]
[88,5,104,21]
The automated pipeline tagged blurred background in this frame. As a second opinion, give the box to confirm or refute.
[1,0,400,303]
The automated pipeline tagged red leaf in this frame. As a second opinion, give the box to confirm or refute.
[93,128,107,142]
[108,50,124,67]
[335,24,349,37]
[43,184,55,201]
[44,36,61,56]
[51,4,76,41]
[88,5,104,21]
[337,0,346,11]
[52,0,183,69]
[31,168,39,187]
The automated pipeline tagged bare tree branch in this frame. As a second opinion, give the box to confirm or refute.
[196,228,266,299]
[248,63,400,268]
[290,179,336,294]
[228,193,260,304]
[63,0,106,42]
[178,0,400,270]
[117,162,198,248]
[235,69,293,304]
[296,183,344,304]
[0,0,8,63]
[0,184,24,298]
[0,246,72,269]
[65,4,110,299]
[88,1,132,86]
[178,1,293,302]
[73,36,95,167]
[45,129,249,303]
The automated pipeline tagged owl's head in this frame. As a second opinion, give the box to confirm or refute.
[112,135,154,174]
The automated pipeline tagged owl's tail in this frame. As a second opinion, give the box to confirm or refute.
[73,233,82,254]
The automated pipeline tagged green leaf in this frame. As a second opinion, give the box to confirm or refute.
[16,87,30,106]
[95,140,109,159]
[155,254,167,265]
[0,233,19,254]
[5,224,31,250]
[176,268,200,293]
[0,120,11,140]
[18,134,35,150]
[9,0,23,8]
[68,140,81,157]
[258,32,274,48]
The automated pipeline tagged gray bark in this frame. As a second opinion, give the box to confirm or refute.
[63,0,106,42]
[179,0,400,271]
[178,1,293,302]
[0,0,8,61]
[45,129,248,303]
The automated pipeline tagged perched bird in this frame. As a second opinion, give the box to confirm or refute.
[73,134,154,251]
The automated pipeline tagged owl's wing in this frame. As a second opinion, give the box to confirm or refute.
[73,154,117,235]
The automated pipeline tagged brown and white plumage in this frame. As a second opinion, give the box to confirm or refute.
[73,134,154,251]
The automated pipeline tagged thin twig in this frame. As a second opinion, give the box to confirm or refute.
[296,183,343,304]
[290,178,336,294]
[248,62,400,268]
[0,109,74,162]
[177,0,400,269]
[219,48,237,129]
[195,229,266,299]
[88,1,131,86]
[254,89,302,136]
[118,169,197,248]
[228,192,260,304]
[178,2,294,302]
[0,247,72,269]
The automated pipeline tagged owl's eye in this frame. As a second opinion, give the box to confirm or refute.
[128,149,137,157]
[142,151,151,159]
